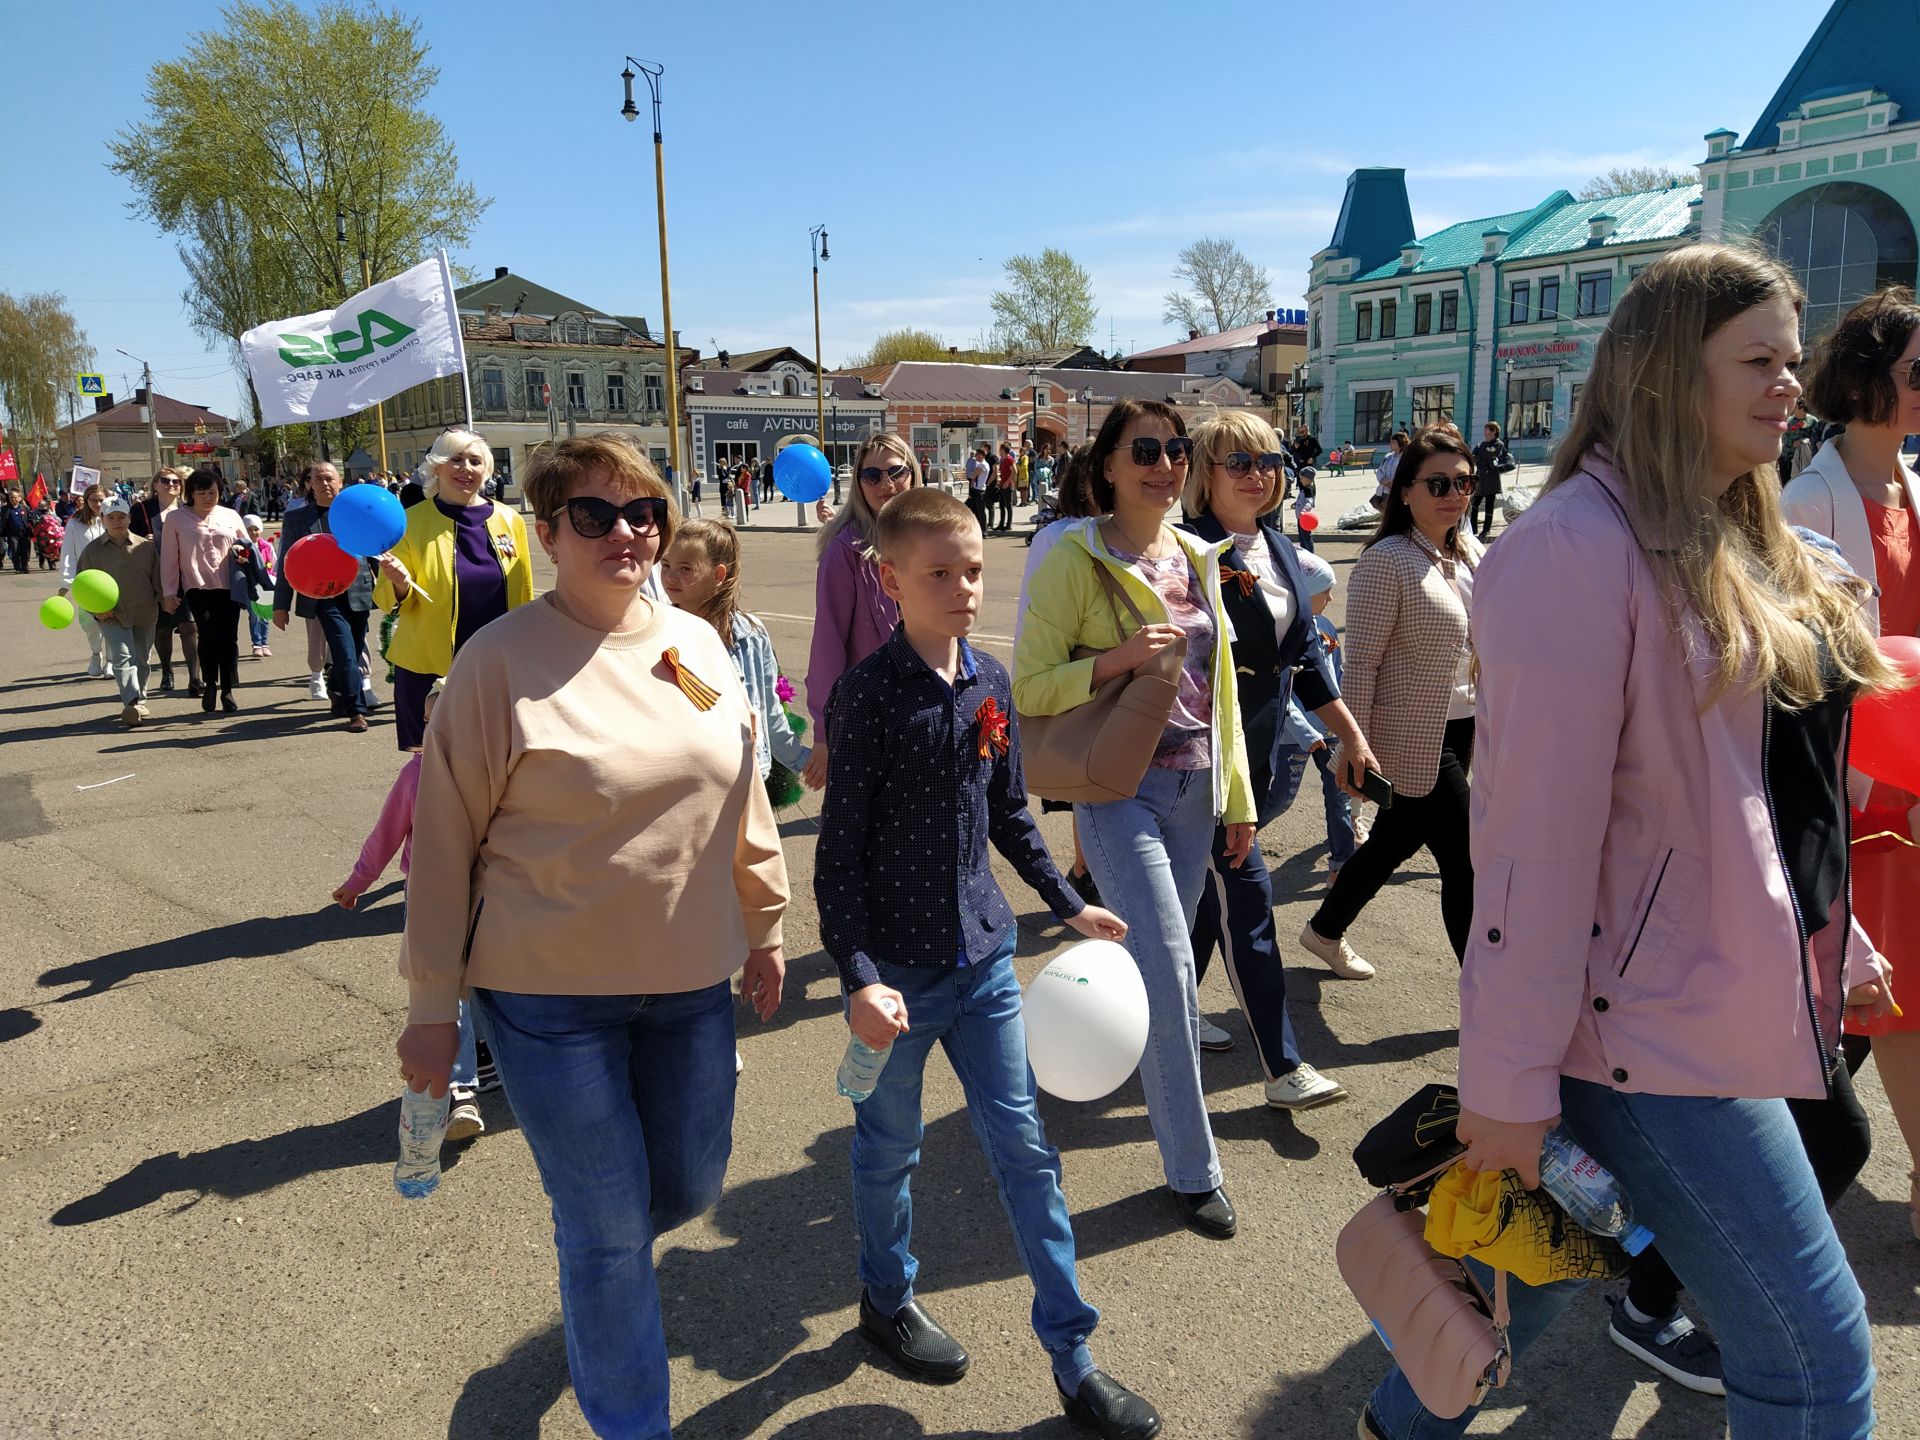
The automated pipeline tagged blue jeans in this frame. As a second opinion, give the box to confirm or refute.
[853,940,1099,1365]
[1076,766,1222,1193]
[314,599,370,715]
[1270,742,1356,870]
[472,982,737,1440]
[1365,1077,1874,1439]
[248,608,269,648]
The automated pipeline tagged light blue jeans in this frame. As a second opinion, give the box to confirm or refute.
[1076,766,1222,1193]
[1365,1076,1874,1439]
[96,621,155,705]
[853,940,1098,1376]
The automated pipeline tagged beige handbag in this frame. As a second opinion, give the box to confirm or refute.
[1335,1164,1513,1421]
[1020,556,1185,805]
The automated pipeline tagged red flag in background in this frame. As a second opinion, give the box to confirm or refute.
[25,474,49,509]
[0,448,17,481]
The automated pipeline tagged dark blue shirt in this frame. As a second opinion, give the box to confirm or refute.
[816,625,1084,991]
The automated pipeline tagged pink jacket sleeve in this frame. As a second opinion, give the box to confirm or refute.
[805,537,857,736]
[345,755,421,894]
[1458,513,1632,1123]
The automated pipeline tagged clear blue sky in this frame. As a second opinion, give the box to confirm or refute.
[1,0,1827,421]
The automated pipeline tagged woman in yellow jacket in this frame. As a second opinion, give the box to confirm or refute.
[375,429,534,750]
[1013,397,1256,1243]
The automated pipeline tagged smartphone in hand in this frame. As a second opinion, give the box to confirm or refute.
[1359,767,1396,810]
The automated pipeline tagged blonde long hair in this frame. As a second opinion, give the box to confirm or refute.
[670,517,747,641]
[815,431,920,559]
[1546,243,1896,707]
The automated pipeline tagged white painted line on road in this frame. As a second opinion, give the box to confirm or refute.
[76,774,136,791]
[757,612,1014,647]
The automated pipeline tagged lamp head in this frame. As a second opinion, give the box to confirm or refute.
[620,66,639,121]
[335,208,347,243]
[819,228,829,261]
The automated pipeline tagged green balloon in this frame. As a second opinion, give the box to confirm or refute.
[39,595,75,630]
[251,599,274,621]
[70,569,119,614]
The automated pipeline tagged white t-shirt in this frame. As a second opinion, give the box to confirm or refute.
[1226,528,1298,652]
[1447,560,1476,720]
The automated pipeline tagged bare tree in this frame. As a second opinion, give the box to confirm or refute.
[1163,237,1273,335]
[1575,165,1695,199]
[990,249,1097,352]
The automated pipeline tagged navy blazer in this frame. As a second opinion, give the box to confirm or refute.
[272,499,375,617]
[1180,509,1340,819]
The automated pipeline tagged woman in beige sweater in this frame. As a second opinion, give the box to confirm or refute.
[396,433,788,1440]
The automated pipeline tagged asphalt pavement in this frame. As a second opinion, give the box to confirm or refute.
[2,471,1915,1438]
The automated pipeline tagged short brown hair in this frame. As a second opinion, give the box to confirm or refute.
[872,485,978,562]
[1805,287,1920,427]
[1085,398,1187,512]
[524,434,676,553]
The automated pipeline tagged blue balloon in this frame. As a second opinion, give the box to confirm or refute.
[773,443,831,503]
[329,483,407,557]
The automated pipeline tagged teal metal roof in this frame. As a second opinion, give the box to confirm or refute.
[1502,185,1701,260]
[1351,206,1535,281]
[1744,0,1920,151]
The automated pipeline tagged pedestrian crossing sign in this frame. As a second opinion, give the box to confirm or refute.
[77,373,106,396]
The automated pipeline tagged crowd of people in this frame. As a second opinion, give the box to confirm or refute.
[29,246,1917,1440]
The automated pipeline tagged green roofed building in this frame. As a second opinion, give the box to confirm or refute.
[1301,0,1920,466]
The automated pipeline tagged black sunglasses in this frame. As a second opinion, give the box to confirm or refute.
[1127,436,1193,467]
[561,495,667,538]
[859,463,910,485]
[1221,451,1285,478]
[1412,474,1475,498]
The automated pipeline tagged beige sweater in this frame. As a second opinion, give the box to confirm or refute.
[402,593,788,1024]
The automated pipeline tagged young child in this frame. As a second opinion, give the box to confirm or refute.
[815,487,1161,1440]
[1268,549,1357,879]
[243,514,275,657]
[661,518,809,781]
[333,681,497,1141]
[1292,462,1317,554]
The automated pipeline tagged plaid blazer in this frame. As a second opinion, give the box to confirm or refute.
[1336,528,1483,798]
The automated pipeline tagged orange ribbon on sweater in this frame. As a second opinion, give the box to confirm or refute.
[975,696,1010,759]
[662,647,722,711]
[1219,562,1257,598]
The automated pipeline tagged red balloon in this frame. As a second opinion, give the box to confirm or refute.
[283,532,361,600]
[1851,635,1920,794]
[1298,512,1321,532]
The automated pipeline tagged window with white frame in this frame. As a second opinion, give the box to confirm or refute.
[1439,292,1459,332]
[1378,298,1398,338]
[1538,277,1561,320]
[1576,271,1612,317]
[566,372,587,410]
[1414,295,1433,335]
[643,373,664,414]
[526,367,549,409]
[605,372,626,412]
[1506,376,1554,438]
[1356,301,1373,341]
[1353,389,1394,443]
[480,368,507,411]
[1509,281,1531,324]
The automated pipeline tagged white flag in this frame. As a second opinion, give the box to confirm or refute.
[240,254,467,429]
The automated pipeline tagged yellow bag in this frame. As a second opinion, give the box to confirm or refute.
[1424,1163,1627,1287]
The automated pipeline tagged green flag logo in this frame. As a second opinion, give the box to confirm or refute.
[278,308,416,367]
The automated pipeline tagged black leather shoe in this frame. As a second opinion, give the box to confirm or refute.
[221,693,239,713]
[1171,1186,1237,1239]
[187,680,204,698]
[1058,1370,1162,1439]
[858,1291,969,1383]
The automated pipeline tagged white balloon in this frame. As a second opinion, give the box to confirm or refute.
[1023,939,1151,1101]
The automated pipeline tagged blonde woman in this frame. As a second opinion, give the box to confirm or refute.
[1359,244,1897,1440]
[373,430,534,750]
[800,431,917,789]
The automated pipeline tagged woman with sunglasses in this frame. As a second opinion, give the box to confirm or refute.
[1016,398,1256,1240]
[398,433,787,1440]
[372,429,535,752]
[1180,413,1377,1109]
[131,469,202,695]
[1300,427,1483,977]
[801,432,918,790]
[1785,287,1920,1238]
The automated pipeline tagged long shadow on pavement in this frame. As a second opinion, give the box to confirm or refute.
[36,880,404,1001]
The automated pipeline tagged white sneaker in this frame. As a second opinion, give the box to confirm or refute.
[735,1049,744,1075]
[1197,1016,1234,1052]
[1299,922,1376,980]
[308,672,327,701]
[445,1090,484,1143]
[361,679,381,708]
[1265,1063,1348,1109]
[87,654,105,678]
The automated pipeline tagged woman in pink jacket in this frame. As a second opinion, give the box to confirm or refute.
[1359,245,1899,1440]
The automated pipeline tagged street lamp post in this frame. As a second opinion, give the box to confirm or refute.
[809,224,830,526]
[116,347,162,476]
[1080,385,1094,442]
[337,207,392,476]
[1028,369,1042,454]
[622,59,685,512]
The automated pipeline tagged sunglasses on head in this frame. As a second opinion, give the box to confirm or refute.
[561,494,667,538]
[1127,436,1193,467]
[1902,357,1920,391]
[1221,451,1285,478]
[859,463,910,485]
[1412,474,1476,498]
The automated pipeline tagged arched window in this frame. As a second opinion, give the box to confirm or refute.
[1761,182,1917,343]
[782,375,799,396]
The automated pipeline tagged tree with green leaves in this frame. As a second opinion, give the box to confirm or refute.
[0,292,90,486]
[1163,237,1273,335]
[845,327,954,367]
[990,249,1096,353]
[107,0,489,454]
[1576,165,1695,199]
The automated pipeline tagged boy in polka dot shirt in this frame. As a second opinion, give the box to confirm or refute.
[815,488,1162,1439]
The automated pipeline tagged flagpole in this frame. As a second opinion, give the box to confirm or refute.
[439,250,474,430]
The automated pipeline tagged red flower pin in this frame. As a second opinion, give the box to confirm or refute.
[974,696,1010,760]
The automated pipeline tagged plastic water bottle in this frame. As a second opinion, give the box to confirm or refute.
[1538,1125,1654,1254]
[836,998,900,1103]
[393,1085,450,1199]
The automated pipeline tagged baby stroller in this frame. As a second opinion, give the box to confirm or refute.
[1025,485,1060,546]
[32,511,63,569]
